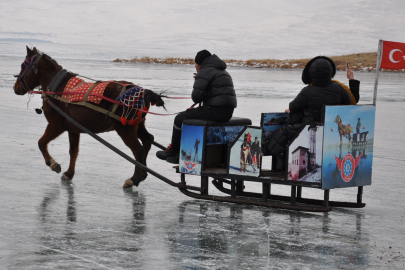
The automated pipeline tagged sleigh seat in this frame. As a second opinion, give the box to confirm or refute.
[183,117,252,127]
[181,117,252,171]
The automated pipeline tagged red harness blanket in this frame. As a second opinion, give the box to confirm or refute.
[62,77,111,104]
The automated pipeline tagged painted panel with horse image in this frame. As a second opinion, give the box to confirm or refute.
[179,124,205,175]
[287,125,323,185]
[322,105,376,190]
[261,112,288,143]
[228,127,262,177]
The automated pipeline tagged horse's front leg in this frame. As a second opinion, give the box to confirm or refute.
[115,124,145,188]
[38,124,65,173]
[61,131,80,180]
[137,121,154,181]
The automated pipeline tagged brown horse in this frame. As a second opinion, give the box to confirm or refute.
[334,115,353,144]
[13,46,165,188]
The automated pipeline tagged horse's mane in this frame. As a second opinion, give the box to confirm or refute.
[43,54,62,69]
[34,49,62,69]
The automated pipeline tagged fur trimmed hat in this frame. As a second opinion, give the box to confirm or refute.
[302,56,336,84]
[309,59,333,87]
[194,50,212,65]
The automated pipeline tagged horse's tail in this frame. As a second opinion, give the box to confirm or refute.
[144,89,166,109]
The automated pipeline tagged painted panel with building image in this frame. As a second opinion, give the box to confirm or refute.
[287,125,323,184]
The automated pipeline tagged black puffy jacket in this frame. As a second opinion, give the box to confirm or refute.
[191,55,237,108]
[289,59,351,123]
[264,59,351,157]
[301,55,360,103]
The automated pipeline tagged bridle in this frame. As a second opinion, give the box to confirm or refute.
[14,53,43,92]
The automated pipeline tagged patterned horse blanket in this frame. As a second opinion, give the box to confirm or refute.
[62,77,111,104]
[61,78,146,126]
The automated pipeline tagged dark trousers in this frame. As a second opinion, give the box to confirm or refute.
[170,106,234,152]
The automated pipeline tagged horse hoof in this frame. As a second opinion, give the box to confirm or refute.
[123,179,133,188]
[51,163,61,174]
[61,173,73,181]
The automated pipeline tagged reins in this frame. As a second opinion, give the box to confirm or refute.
[18,52,191,117]
[29,90,179,116]
[62,71,191,100]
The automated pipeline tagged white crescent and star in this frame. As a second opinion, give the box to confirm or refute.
[389,49,403,63]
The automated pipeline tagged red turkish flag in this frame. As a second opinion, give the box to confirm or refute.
[380,40,405,70]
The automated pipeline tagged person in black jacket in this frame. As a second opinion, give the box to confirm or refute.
[157,50,237,164]
[288,58,351,123]
[264,58,351,163]
[301,56,360,105]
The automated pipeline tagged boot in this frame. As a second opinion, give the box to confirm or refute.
[156,144,178,160]
[166,153,180,164]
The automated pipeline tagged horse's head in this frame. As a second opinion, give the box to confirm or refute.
[144,89,166,109]
[13,46,42,95]
[13,46,62,95]
[334,115,341,124]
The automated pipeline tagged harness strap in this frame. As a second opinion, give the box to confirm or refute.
[31,90,177,116]
[48,94,124,122]
[68,80,85,93]
[44,83,145,123]
[110,84,127,116]
[80,81,99,105]
[48,69,71,92]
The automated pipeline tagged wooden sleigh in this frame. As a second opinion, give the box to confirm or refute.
[173,104,376,212]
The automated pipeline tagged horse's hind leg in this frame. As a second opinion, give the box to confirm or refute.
[115,124,145,188]
[61,131,80,181]
[137,120,154,180]
[38,124,65,173]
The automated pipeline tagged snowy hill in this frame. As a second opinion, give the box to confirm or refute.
[1,0,405,60]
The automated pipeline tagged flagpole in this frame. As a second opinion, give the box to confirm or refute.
[373,39,383,106]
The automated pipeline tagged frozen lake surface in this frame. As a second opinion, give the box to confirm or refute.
[1,56,405,269]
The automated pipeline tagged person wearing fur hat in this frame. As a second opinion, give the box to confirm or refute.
[287,56,359,124]
[263,57,351,171]
[156,50,237,164]
[287,57,352,124]
[301,56,360,106]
